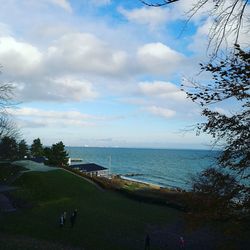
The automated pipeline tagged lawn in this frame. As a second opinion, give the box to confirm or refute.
[0,169,181,250]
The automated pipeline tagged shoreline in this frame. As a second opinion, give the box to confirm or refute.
[113,175,186,193]
[119,175,186,192]
[120,176,164,189]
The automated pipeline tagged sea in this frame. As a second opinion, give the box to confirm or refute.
[66,147,219,190]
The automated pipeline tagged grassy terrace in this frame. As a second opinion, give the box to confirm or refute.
[1,163,248,249]
[0,167,181,250]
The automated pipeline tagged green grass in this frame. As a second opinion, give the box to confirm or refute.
[1,169,181,250]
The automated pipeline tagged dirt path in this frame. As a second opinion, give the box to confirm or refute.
[0,194,16,212]
[0,184,18,212]
[0,171,23,212]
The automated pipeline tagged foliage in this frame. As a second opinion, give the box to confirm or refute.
[43,146,52,159]
[30,138,44,158]
[184,45,250,219]
[18,139,30,159]
[185,45,250,177]
[0,136,18,160]
[190,168,243,220]
[0,136,30,160]
[45,141,69,167]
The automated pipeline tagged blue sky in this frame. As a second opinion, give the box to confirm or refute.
[0,0,248,148]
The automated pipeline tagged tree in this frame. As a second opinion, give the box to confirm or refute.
[184,45,250,219]
[141,0,179,6]
[141,0,249,55]
[43,146,52,160]
[0,81,18,139]
[0,136,18,160]
[30,138,44,158]
[0,114,18,139]
[0,82,14,113]
[18,139,30,159]
[141,1,250,220]
[46,141,69,167]
[189,168,244,220]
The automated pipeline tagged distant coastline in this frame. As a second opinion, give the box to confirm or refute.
[66,145,221,151]
[67,147,218,189]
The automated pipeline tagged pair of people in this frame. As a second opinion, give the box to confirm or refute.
[59,209,78,228]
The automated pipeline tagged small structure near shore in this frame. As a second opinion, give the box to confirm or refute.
[68,158,83,165]
[70,163,108,177]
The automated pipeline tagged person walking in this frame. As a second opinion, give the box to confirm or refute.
[73,208,77,218]
[70,212,75,227]
[145,233,150,250]
[179,236,185,249]
[63,211,67,225]
[59,214,64,228]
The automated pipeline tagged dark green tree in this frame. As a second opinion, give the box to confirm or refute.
[0,136,18,160]
[30,138,44,157]
[18,139,29,159]
[46,141,69,167]
[43,146,52,160]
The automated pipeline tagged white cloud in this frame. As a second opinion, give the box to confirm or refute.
[119,6,170,28]
[11,106,125,129]
[46,0,72,12]
[138,81,187,101]
[90,0,111,6]
[0,33,185,103]
[118,1,213,28]
[0,36,42,77]
[14,76,98,102]
[11,107,97,128]
[0,22,12,36]
[128,80,198,119]
[137,43,184,75]
[188,3,250,53]
[47,76,98,101]
[171,0,214,23]
[46,33,128,76]
[12,107,91,119]
[144,106,176,119]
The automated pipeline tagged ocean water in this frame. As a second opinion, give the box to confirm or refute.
[66,147,219,190]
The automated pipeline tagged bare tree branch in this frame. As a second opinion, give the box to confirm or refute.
[140,0,179,7]
[0,69,19,139]
[140,0,250,56]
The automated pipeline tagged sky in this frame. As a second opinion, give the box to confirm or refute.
[0,0,249,149]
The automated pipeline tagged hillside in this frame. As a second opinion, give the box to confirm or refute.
[0,162,247,249]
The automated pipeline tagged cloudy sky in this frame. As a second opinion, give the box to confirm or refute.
[0,0,248,148]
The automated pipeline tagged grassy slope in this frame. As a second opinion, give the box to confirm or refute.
[1,170,180,250]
